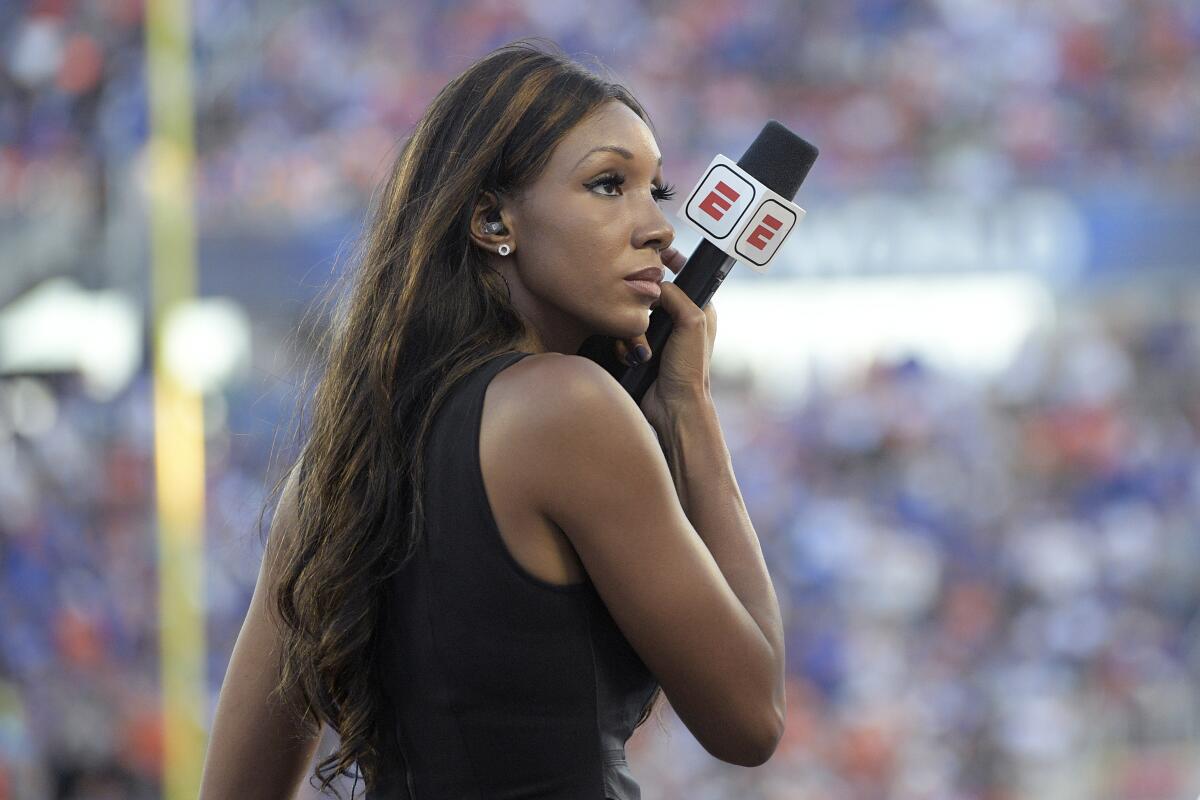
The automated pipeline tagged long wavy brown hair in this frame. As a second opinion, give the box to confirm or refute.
[256,38,667,797]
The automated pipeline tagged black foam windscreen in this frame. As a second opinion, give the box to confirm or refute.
[736,120,819,201]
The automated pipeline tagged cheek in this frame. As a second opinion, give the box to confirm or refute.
[524,214,607,281]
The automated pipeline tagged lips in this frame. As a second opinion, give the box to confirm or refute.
[624,278,662,299]
[624,265,665,283]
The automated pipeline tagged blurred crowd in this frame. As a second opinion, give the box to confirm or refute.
[3,292,1200,798]
[0,363,296,799]
[630,291,1200,799]
[3,0,1199,233]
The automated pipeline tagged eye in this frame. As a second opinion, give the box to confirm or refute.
[584,172,677,203]
[586,173,625,197]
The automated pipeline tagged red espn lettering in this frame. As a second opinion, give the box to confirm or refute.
[746,214,783,249]
[698,180,740,221]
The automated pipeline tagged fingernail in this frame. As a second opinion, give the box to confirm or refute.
[634,345,650,363]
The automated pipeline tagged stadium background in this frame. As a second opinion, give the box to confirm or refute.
[2,0,1200,797]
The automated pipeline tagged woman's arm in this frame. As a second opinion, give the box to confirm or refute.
[505,355,785,767]
[656,394,786,742]
[199,465,322,800]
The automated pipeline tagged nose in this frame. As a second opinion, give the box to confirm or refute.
[633,196,675,254]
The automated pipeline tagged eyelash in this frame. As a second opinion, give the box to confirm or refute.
[585,172,677,203]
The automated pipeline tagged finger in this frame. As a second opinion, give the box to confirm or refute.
[614,335,652,367]
[660,246,686,274]
[614,335,652,366]
[628,333,650,363]
[704,300,718,353]
[656,280,705,327]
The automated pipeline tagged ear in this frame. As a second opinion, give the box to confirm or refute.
[468,190,514,254]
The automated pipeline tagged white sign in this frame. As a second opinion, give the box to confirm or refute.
[677,154,806,274]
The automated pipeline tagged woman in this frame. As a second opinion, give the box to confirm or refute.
[199,39,784,799]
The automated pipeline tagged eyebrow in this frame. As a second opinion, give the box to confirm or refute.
[574,145,663,170]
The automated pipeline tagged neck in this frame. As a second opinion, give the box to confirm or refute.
[494,263,588,355]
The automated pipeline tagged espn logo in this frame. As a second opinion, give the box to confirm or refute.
[679,155,804,273]
[734,199,797,267]
[685,165,755,239]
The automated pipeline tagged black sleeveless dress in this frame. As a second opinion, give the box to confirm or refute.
[368,351,660,799]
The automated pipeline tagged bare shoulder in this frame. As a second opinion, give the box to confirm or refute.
[488,351,652,437]
[488,350,668,533]
[487,351,660,478]
[492,351,626,403]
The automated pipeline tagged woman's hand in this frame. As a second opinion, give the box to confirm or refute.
[613,245,718,434]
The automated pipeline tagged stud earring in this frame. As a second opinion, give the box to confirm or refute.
[498,243,511,256]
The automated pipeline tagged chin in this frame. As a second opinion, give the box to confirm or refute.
[587,307,649,342]
[620,302,654,332]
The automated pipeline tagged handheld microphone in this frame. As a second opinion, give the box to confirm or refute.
[577,120,819,403]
